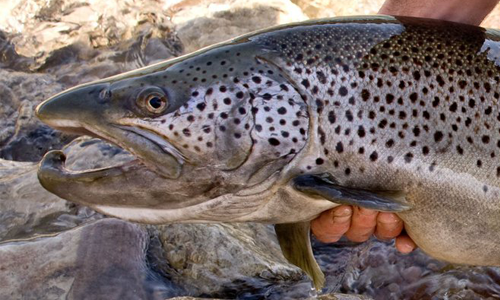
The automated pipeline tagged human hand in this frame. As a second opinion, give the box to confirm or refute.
[311,205,417,253]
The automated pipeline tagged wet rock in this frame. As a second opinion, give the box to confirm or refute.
[0,159,72,241]
[315,294,373,300]
[168,0,307,53]
[288,0,500,28]
[169,294,373,300]
[336,238,500,299]
[0,83,18,148]
[0,219,182,299]
[483,6,500,28]
[154,222,307,297]
[0,0,181,60]
[290,0,381,19]
[0,30,33,71]
[0,69,74,162]
[63,136,135,171]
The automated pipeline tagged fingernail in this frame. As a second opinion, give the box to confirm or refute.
[332,206,352,217]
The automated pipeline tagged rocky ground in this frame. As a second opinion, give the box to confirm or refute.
[1,0,500,299]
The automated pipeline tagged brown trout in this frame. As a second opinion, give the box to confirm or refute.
[35,16,500,289]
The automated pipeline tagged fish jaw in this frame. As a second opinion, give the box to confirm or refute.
[37,149,227,212]
[37,149,324,224]
[36,82,183,179]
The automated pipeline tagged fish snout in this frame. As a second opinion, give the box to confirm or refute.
[36,83,110,131]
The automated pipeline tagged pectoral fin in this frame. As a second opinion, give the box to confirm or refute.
[274,222,325,290]
[293,174,410,212]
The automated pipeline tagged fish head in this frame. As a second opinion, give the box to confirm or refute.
[36,43,311,223]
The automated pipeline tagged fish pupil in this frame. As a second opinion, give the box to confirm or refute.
[149,97,163,109]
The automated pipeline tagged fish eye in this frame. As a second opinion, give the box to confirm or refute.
[146,94,167,112]
[137,87,169,115]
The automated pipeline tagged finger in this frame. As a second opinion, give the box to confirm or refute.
[375,212,404,240]
[395,234,417,254]
[345,207,378,242]
[311,206,353,243]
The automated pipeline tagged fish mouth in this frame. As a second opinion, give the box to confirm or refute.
[39,149,143,186]
[38,121,184,184]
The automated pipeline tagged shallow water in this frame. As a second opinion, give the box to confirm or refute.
[2,1,500,299]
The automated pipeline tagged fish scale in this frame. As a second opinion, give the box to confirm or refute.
[35,16,500,289]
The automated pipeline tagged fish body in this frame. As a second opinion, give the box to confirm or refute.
[36,16,500,288]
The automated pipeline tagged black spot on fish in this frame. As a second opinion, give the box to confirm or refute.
[422,146,429,155]
[449,102,458,112]
[252,76,261,84]
[404,152,413,163]
[361,89,370,101]
[409,93,418,103]
[357,126,366,138]
[386,139,394,148]
[301,79,310,88]
[386,94,395,104]
[339,86,348,97]
[268,138,280,146]
[196,103,206,111]
[412,126,421,137]
[262,93,272,100]
[328,111,336,124]
[345,110,353,122]
[277,107,287,115]
[336,142,344,153]
[434,131,444,142]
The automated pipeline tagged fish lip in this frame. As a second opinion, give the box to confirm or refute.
[114,124,187,163]
[38,150,143,184]
[40,119,185,179]
[93,123,184,178]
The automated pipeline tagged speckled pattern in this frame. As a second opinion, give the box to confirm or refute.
[136,51,310,170]
[256,17,500,183]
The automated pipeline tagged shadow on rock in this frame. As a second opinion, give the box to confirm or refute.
[0,219,185,299]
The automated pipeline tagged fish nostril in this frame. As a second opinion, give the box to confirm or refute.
[98,89,112,102]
